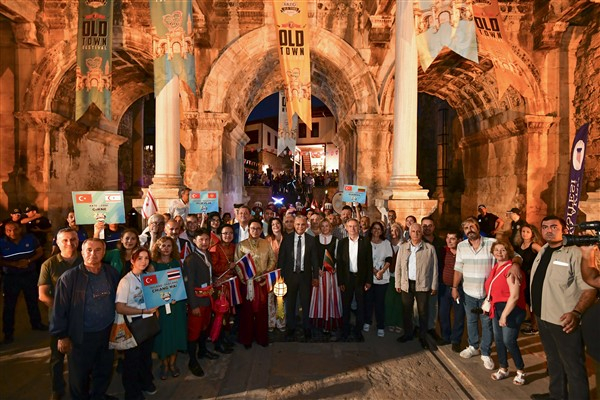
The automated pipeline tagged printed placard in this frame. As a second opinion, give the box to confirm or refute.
[189,191,219,214]
[341,184,367,204]
[141,267,187,309]
[72,191,125,224]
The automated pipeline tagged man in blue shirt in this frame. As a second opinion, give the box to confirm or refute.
[0,221,46,344]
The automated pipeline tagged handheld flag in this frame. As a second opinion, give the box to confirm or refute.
[236,253,257,282]
[227,277,242,306]
[266,269,282,292]
[323,249,334,273]
[141,190,158,219]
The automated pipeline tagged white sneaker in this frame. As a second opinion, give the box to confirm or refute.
[481,355,495,370]
[377,329,385,337]
[363,323,370,332]
[460,345,480,359]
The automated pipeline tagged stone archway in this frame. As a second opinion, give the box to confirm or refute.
[197,25,381,212]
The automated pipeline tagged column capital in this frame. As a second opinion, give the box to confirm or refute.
[459,118,526,148]
[524,115,557,134]
[351,114,393,131]
[196,112,231,131]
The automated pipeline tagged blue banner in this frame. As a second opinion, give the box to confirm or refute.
[141,267,187,309]
[564,123,589,234]
[189,191,219,214]
[341,184,367,204]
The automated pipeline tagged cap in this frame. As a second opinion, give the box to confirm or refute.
[508,207,521,214]
[11,208,22,214]
[25,205,38,213]
[477,204,486,209]
[254,201,263,208]
[324,203,333,210]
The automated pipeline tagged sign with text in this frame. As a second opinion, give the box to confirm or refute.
[141,268,187,309]
[189,191,219,214]
[341,185,367,204]
[72,191,125,224]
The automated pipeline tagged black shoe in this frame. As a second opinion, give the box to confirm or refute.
[355,333,365,342]
[215,344,233,354]
[427,329,441,341]
[396,335,413,343]
[33,324,49,331]
[530,394,551,400]
[244,344,252,350]
[303,329,312,341]
[199,350,219,360]
[2,335,14,345]
[419,338,430,349]
[285,331,295,342]
[188,361,205,377]
[437,338,450,346]
[142,383,157,395]
[451,343,462,353]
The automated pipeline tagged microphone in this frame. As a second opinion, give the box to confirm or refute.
[578,221,600,231]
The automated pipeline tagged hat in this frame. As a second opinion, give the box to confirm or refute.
[324,203,333,210]
[10,208,22,214]
[508,207,521,214]
[25,205,38,213]
[254,201,263,208]
[477,204,486,209]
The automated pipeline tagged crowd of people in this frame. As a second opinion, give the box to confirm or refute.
[0,197,599,400]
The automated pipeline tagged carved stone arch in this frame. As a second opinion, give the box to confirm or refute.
[202,25,379,128]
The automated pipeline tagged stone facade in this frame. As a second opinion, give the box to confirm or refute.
[0,0,598,230]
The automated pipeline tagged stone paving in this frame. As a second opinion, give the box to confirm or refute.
[0,297,597,400]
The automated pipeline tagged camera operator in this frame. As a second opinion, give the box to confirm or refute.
[529,216,596,400]
[581,245,600,400]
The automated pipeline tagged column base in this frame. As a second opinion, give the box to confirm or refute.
[384,179,438,220]
[579,190,600,222]
[131,186,181,217]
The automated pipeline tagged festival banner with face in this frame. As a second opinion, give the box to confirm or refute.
[414,0,479,71]
[76,0,113,120]
[149,0,196,96]
[471,0,534,97]
[273,1,312,131]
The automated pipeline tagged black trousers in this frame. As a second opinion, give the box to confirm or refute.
[2,272,42,336]
[50,334,66,395]
[341,273,365,336]
[122,334,155,400]
[538,319,590,400]
[364,283,388,329]
[401,280,429,340]
[68,326,114,400]
[285,272,312,331]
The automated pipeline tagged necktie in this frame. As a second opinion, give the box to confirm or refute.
[295,235,302,272]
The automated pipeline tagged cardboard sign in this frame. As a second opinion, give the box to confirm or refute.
[341,185,367,204]
[189,191,219,214]
[141,268,187,309]
[72,191,125,224]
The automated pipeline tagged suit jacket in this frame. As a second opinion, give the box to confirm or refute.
[278,233,319,281]
[183,251,212,309]
[336,236,373,287]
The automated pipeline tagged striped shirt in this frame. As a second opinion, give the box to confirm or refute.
[454,236,496,299]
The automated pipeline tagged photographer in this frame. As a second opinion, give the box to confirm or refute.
[529,216,596,400]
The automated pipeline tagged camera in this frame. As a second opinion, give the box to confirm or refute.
[563,221,600,247]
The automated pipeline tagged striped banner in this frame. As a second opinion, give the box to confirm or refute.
[149,0,196,96]
[227,277,243,306]
[236,253,257,282]
[76,0,113,120]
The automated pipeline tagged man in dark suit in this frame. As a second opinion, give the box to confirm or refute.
[278,216,319,339]
[233,205,252,244]
[337,218,373,341]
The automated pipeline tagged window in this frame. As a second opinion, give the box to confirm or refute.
[246,130,259,144]
[311,122,319,138]
[298,124,307,138]
[267,132,271,146]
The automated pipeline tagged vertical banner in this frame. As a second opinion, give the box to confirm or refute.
[149,0,196,96]
[564,123,589,234]
[273,0,312,130]
[413,0,478,71]
[76,0,113,120]
[472,0,533,97]
[277,91,299,155]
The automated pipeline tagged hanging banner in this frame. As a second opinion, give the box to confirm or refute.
[564,123,589,234]
[472,0,534,97]
[273,0,312,130]
[277,91,299,156]
[149,0,196,96]
[414,0,478,71]
[75,0,113,120]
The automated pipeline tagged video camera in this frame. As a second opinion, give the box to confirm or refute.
[563,221,600,247]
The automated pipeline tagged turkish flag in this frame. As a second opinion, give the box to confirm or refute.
[76,194,92,203]
[190,192,200,199]
[344,186,352,191]
[143,274,158,286]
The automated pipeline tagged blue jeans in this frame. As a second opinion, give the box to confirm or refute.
[439,284,465,344]
[464,293,493,356]
[491,303,525,370]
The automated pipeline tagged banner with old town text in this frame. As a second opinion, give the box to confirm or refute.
[414,0,478,71]
[149,0,196,96]
[273,0,312,131]
[76,0,113,120]
[472,0,533,97]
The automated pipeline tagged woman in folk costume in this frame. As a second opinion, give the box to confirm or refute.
[266,217,286,332]
[309,218,343,332]
[234,219,277,348]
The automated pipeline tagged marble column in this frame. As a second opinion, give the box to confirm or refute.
[222,125,250,214]
[130,99,144,196]
[387,0,436,219]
